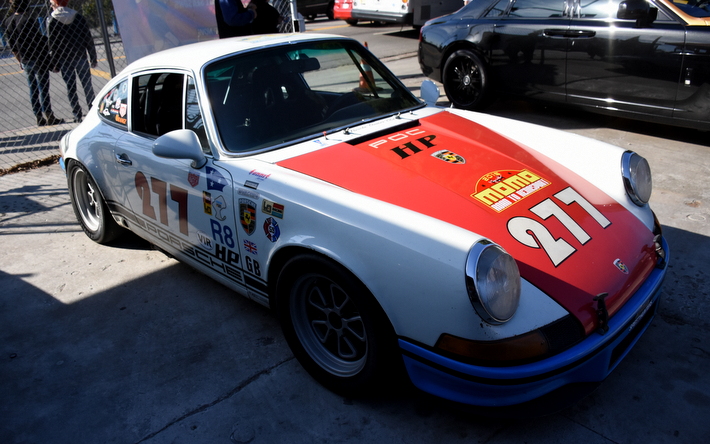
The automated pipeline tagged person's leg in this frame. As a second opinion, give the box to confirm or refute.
[61,60,82,121]
[37,65,63,125]
[23,60,45,125]
[76,59,95,114]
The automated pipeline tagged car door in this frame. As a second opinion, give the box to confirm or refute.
[489,0,569,101]
[674,25,710,126]
[114,70,246,292]
[565,0,686,118]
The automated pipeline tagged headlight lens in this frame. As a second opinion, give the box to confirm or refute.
[622,151,652,206]
[465,241,521,324]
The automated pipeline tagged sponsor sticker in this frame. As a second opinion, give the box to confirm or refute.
[189,171,200,188]
[249,169,271,181]
[196,230,214,250]
[472,169,551,212]
[213,195,227,221]
[262,199,284,219]
[240,199,257,235]
[263,217,280,242]
[238,188,259,199]
[203,191,212,215]
[244,180,259,190]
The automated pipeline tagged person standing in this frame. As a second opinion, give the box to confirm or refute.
[250,0,281,35]
[215,0,257,38]
[47,0,97,123]
[4,0,63,126]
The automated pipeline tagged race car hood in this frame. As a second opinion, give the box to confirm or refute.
[278,111,657,334]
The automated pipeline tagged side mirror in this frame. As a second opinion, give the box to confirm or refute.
[153,129,207,169]
[421,80,440,106]
[618,0,657,26]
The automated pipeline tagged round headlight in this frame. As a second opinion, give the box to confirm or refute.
[622,151,652,206]
[465,241,521,324]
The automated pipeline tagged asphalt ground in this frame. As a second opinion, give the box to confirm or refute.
[1,55,709,444]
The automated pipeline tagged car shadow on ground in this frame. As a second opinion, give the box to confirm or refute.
[485,98,710,147]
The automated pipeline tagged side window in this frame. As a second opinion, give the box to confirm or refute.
[186,76,210,154]
[98,79,128,127]
[485,0,511,17]
[131,72,185,137]
[508,0,565,18]
[579,0,620,18]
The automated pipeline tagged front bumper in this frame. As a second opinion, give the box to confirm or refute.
[400,237,669,407]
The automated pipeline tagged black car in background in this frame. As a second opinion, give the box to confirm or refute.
[418,0,710,130]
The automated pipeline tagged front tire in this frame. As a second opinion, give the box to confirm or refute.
[68,162,122,244]
[276,254,398,396]
[442,49,490,110]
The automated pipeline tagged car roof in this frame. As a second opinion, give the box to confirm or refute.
[121,33,350,75]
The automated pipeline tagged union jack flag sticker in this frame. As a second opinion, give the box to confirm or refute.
[243,239,258,255]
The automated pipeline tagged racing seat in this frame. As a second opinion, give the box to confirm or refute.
[155,74,184,136]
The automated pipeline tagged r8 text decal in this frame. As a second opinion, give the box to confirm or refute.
[508,187,611,267]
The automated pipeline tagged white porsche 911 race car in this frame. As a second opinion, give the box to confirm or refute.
[59,34,668,407]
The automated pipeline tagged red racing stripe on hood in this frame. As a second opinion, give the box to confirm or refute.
[278,112,656,334]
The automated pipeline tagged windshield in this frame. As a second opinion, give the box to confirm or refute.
[670,0,710,17]
[204,40,421,153]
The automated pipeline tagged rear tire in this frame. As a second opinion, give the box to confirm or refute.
[443,49,490,110]
[67,162,122,244]
[276,254,399,396]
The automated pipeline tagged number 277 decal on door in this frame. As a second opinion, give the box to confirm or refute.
[507,187,611,267]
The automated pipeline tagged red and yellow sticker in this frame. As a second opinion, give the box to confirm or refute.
[472,169,551,212]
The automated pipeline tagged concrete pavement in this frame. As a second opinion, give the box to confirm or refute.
[1,55,709,444]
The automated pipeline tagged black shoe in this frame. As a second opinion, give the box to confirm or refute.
[45,114,65,125]
[36,116,47,126]
[73,115,83,123]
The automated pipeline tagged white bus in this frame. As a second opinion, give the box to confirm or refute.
[350,0,463,27]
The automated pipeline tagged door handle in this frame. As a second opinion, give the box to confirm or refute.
[543,29,568,37]
[115,153,132,166]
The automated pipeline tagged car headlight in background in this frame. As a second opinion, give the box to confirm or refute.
[622,151,652,206]
[465,240,521,324]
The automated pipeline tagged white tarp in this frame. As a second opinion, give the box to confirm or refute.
[112,0,219,65]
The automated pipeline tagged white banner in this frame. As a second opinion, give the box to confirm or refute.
[112,0,219,65]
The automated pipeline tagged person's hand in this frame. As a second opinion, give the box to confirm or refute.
[91,60,98,68]
[52,66,59,73]
[248,2,257,19]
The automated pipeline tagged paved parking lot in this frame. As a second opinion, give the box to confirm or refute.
[1,56,709,443]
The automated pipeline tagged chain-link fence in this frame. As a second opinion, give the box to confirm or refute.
[0,0,126,172]
[0,0,308,174]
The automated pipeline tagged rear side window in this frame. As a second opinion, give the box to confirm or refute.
[508,0,565,18]
[98,80,129,127]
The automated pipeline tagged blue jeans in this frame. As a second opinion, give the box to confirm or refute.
[59,58,95,119]
[23,59,53,117]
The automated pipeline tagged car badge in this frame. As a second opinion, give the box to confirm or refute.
[239,199,257,235]
[614,259,629,274]
[432,150,465,164]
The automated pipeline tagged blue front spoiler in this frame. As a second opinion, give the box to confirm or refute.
[401,238,669,407]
